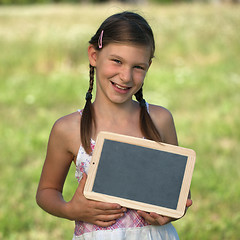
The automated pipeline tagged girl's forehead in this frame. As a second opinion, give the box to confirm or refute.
[104,43,149,51]
[101,43,152,61]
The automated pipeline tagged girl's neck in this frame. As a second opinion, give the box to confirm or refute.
[93,98,137,118]
[92,99,142,139]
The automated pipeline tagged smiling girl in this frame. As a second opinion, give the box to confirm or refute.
[36,11,192,240]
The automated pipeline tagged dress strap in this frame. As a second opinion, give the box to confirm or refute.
[146,102,150,113]
[78,109,83,115]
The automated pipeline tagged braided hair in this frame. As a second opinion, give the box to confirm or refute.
[134,87,162,142]
[80,64,96,154]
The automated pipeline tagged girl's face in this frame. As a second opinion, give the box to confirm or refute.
[88,43,151,105]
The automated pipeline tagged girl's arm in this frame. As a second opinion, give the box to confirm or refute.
[36,116,126,227]
[36,118,73,218]
[137,105,192,225]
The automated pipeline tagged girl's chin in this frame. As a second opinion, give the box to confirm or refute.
[107,95,132,105]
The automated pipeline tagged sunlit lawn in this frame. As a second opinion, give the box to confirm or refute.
[0,3,239,239]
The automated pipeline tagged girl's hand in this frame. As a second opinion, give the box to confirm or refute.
[65,173,126,227]
[137,198,193,225]
[137,211,174,225]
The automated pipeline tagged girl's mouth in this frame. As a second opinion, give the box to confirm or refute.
[111,81,131,90]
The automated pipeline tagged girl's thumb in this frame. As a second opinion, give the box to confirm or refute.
[77,172,87,193]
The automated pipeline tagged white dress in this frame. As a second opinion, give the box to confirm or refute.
[73,110,179,240]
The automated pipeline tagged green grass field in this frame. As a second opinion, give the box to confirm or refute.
[0,3,240,239]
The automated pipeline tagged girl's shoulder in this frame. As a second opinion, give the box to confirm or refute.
[148,104,177,145]
[47,111,82,158]
[50,111,81,145]
[53,111,80,132]
[148,104,174,124]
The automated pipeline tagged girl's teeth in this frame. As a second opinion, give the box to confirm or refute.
[115,84,127,90]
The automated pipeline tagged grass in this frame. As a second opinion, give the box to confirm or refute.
[0,3,240,239]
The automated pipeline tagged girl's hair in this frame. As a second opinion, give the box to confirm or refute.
[81,11,162,154]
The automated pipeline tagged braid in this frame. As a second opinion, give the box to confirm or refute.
[88,64,94,94]
[135,88,162,142]
[81,64,96,154]
[135,87,143,103]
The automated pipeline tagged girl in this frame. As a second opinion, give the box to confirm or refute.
[36,11,192,240]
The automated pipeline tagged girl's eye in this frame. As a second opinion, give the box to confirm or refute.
[134,65,145,70]
[112,59,121,64]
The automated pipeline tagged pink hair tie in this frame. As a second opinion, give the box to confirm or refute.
[98,30,104,49]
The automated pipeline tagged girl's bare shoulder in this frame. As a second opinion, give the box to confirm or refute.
[148,104,174,125]
[54,111,80,130]
[148,104,178,145]
[50,111,81,147]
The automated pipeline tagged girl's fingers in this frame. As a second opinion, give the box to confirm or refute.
[89,200,127,214]
[95,220,116,228]
[186,199,193,208]
[92,212,125,227]
[137,211,172,225]
[141,216,156,225]
[94,206,126,216]
[149,212,172,225]
[137,211,153,223]
[93,201,121,210]
[97,212,125,222]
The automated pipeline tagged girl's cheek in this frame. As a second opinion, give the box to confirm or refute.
[134,69,147,79]
[134,73,146,83]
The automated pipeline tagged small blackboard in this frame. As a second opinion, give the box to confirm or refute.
[84,131,196,218]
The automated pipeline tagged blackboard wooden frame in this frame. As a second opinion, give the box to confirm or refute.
[84,131,196,219]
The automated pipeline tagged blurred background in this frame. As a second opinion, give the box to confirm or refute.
[0,0,239,239]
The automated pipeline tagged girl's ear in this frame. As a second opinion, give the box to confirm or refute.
[88,45,98,67]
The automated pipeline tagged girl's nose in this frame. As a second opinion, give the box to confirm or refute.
[119,67,132,83]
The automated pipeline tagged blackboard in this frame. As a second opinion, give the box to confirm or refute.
[84,131,196,218]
